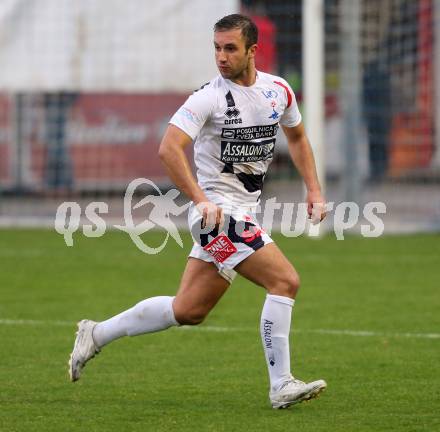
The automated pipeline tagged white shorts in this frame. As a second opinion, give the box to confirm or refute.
[188,203,273,283]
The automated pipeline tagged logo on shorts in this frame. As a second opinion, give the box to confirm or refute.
[242,225,263,243]
[203,232,237,263]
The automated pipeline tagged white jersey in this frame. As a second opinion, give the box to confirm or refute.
[169,71,302,208]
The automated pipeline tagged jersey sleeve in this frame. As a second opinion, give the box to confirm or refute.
[275,80,302,128]
[169,88,215,140]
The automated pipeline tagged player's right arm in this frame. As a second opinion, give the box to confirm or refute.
[159,124,206,204]
[161,86,224,229]
[159,124,223,229]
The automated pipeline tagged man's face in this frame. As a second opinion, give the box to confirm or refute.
[214,28,255,80]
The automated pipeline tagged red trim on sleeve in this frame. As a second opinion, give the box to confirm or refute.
[274,80,292,108]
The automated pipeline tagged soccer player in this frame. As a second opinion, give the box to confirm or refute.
[69,14,327,409]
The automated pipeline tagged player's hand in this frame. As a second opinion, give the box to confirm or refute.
[306,190,326,225]
[195,201,224,231]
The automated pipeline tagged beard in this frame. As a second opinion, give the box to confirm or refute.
[218,62,248,80]
[217,52,251,79]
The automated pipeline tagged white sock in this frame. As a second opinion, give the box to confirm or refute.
[260,294,295,391]
[92,296,178,348]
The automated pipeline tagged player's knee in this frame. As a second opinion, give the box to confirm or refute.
[269,272,300,298]
[174,308,207,326]
[286,272,301,297]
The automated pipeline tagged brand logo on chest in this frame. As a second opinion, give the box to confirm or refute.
[224,90,242,124]
[224,107,242,124]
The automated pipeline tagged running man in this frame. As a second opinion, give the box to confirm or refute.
[69,14,327,409]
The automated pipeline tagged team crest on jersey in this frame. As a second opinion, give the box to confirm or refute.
[261,89,278,99]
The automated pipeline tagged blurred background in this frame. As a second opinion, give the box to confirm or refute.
[0,0,439,233]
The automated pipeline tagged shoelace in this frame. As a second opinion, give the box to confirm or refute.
[279,378,305,390]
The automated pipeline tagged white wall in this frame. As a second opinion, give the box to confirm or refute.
[0,0,239,91]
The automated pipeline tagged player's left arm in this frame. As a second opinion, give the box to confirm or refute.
[282,122,326,222]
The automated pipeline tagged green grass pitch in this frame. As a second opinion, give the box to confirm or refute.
[0,229,439,432]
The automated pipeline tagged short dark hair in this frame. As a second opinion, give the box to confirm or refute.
[214,14,258,50]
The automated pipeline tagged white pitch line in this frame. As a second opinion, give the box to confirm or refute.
[182,325,440,339]
[0,318,439,340]
[0,318,74,326]
[299,328,440,340]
